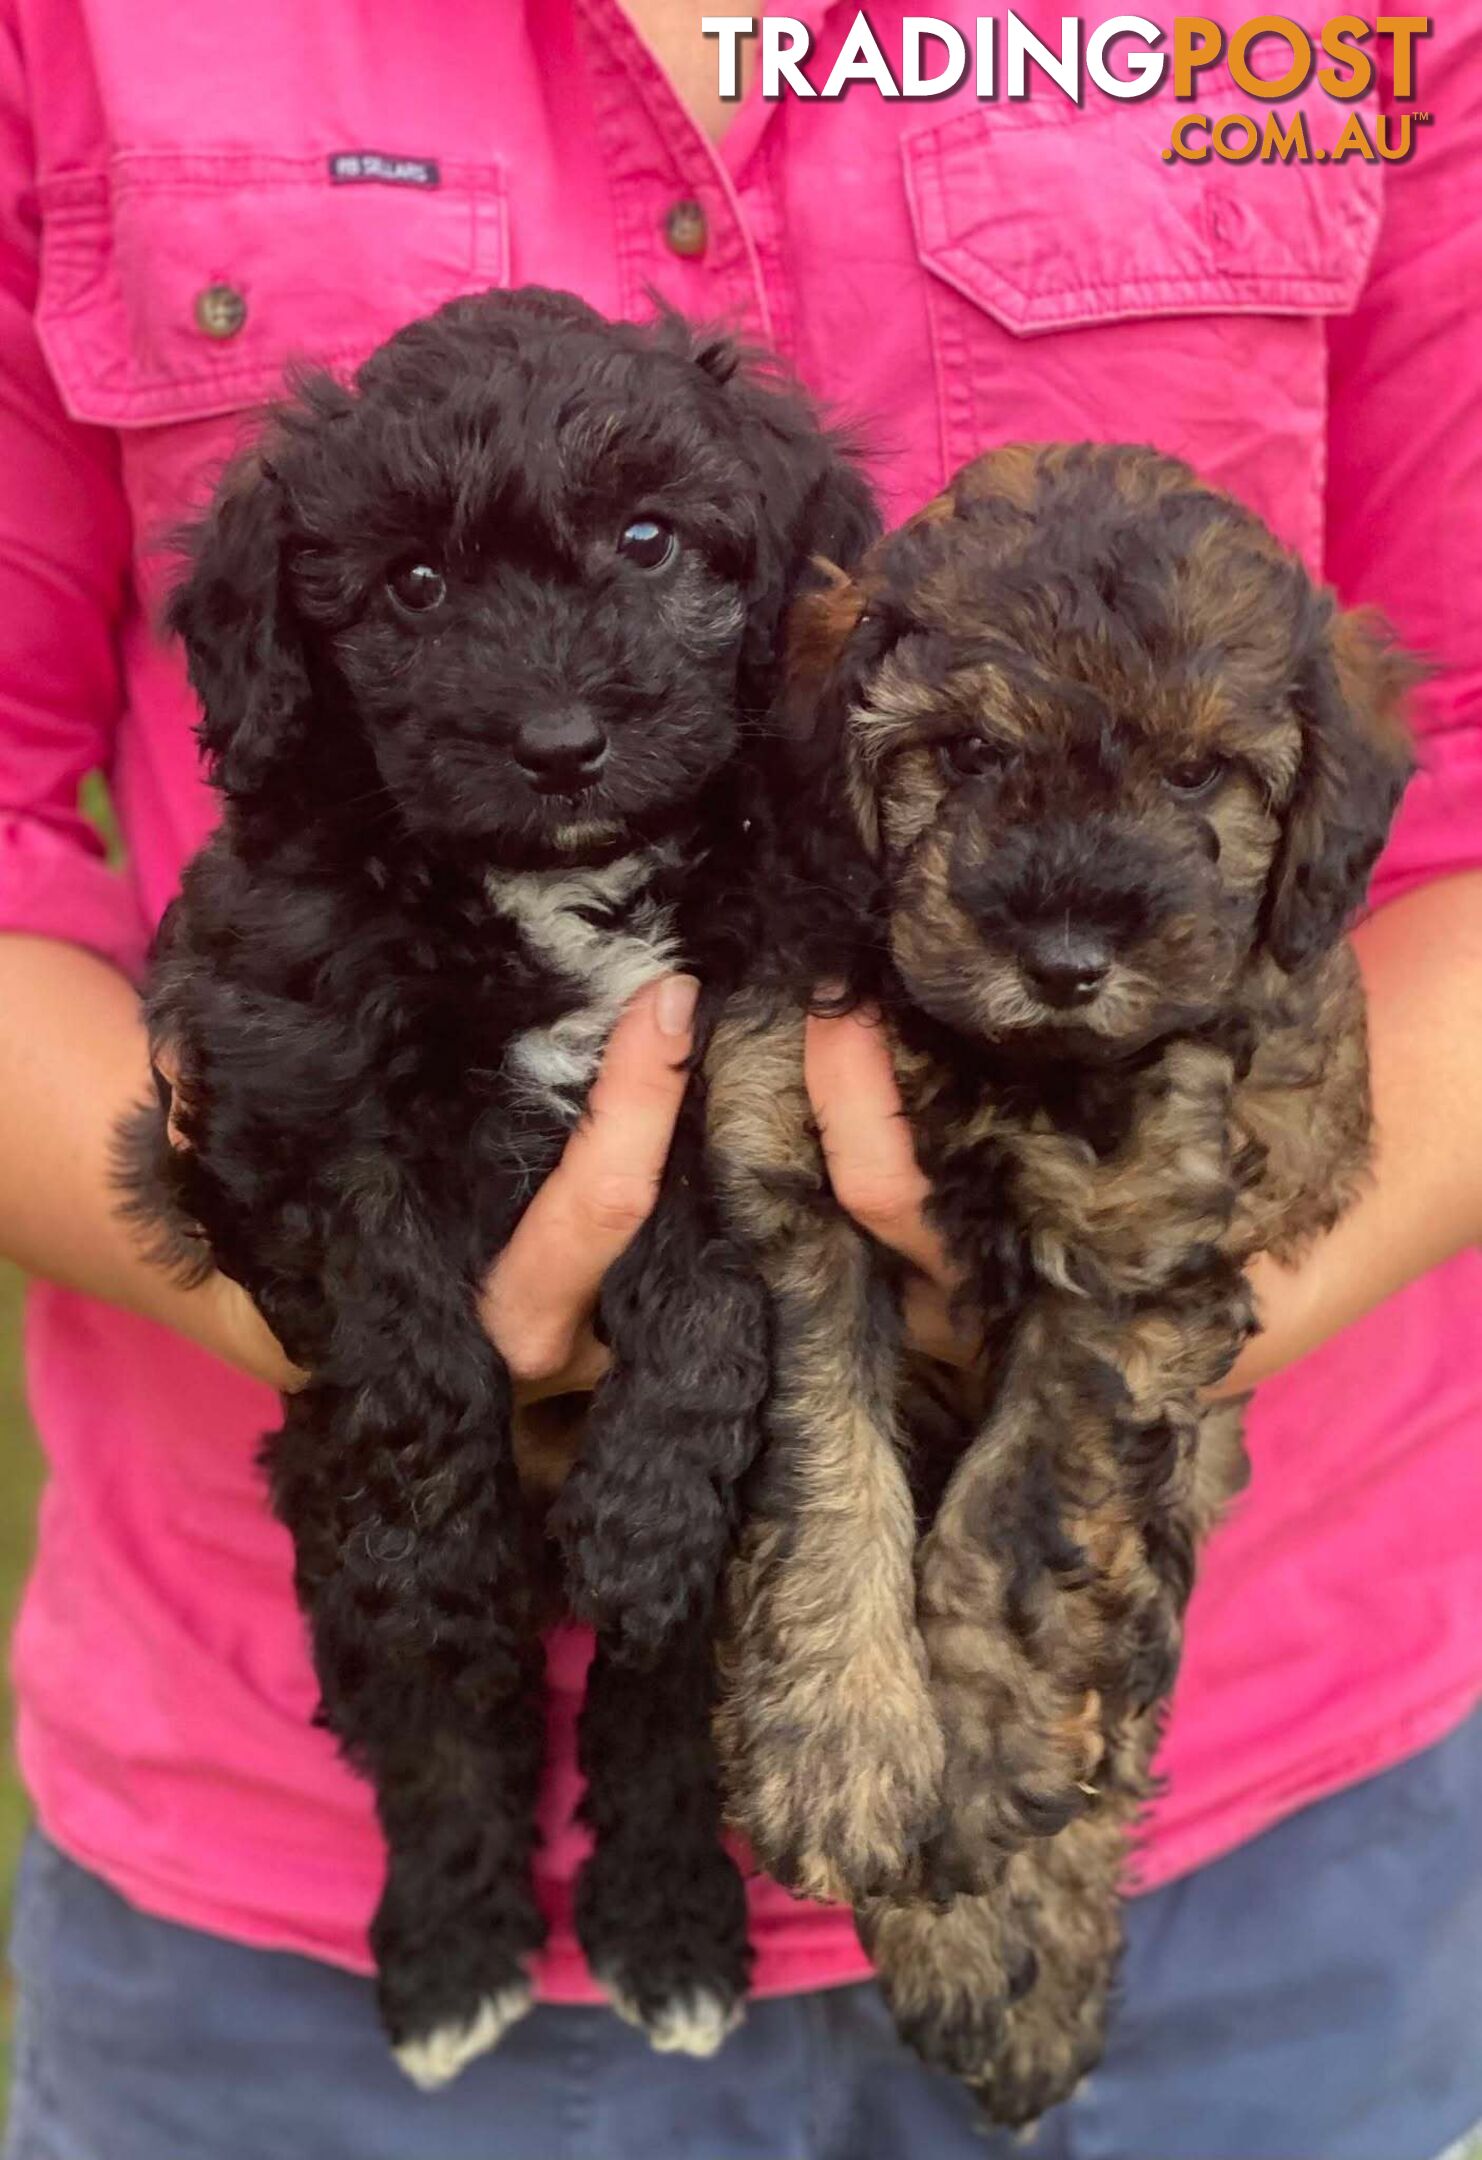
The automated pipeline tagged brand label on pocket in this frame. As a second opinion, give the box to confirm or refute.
[328,152,441,189]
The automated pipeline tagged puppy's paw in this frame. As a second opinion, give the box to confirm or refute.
[578,1824,752,2059]
[375,1866,544,2091]
[968,1802,1128,2127]
[971,2015,1104,2131]
[390,1981,534,2091]
[587,1915,749,2058]
[600,1975,746,2059]
[721,1644,946,1904]
[860,1891,1026,2082]
[968,1937,1115,2129]
[924,1701,1100,1898]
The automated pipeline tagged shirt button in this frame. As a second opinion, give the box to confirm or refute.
[194,283,247,339]
[663,200,708,260]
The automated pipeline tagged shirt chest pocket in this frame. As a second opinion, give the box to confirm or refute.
[35,151,508,430]
[902,85,1382,562]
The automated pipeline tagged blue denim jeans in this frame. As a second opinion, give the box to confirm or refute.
[7,1709,1482,2160]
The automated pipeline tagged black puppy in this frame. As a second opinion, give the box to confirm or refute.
[120,289,875,2084]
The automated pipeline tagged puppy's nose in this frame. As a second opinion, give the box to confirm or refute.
[1017,924,1112,1008]
[514,709,609,794]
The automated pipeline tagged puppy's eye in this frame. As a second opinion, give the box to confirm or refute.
[618,518,677,572]
[1164,755,1227,802]
[387,561,447,616]
[940,734,1001,781]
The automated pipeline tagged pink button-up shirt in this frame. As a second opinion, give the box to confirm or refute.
[2,0,1480,2000]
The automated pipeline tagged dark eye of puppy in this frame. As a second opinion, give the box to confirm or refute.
[387,560,448,616]
[1163,754,1227,802]
[940,733,1001,782]
[617,517,677,571]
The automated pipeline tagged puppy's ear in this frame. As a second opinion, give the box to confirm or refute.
[758,565,892,999]
[784,575,900,861]
[665,322,880,695]
[1264,604,1416,972]
[167,448,310,800]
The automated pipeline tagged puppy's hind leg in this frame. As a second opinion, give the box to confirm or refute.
[965,1723,1151,2128]
[574,1628,751,2056]
[860,1798,1127,2130]
[551,1094,772,1657]
[857,1885,1021,2086]
[370,1670,548,2091]
[706,1005,943,1904]
[274,1342,547,2090]
[861,1713,1151,2124]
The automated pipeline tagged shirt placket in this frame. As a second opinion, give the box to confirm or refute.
[572,0,781,348]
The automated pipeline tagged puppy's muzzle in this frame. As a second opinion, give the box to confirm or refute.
[951,815,1161,991]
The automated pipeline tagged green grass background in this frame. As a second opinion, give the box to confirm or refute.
[0,1260,44,2085]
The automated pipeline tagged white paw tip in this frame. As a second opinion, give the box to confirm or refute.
[602,1977,743,2058]
[393,1982,535,2091]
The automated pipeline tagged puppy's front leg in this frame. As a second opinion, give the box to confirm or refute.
[551,1086,772,1655]
[916,1038,1251,1891]
[912,1313,1112,1889]
[574,1627,751,2055]
[708,1004,944,1904]
[272,1333,547,2090]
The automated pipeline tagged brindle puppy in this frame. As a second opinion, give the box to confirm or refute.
[710,443,1413,2121]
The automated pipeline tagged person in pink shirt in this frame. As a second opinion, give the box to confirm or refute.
[0,2,1479,2155]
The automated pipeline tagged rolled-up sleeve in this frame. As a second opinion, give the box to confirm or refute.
[0,7,144,976]
[1325,14,1482,906]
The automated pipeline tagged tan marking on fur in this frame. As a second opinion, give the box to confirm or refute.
[1232,942,1374,1259]
[859,1888,1014,2070]
[950,443,1046,514]
[1330,606,1420,764]
[512,1394,587,1502]
[899,485,958,531]
[915,1363,1111,1876]
[786,579,867,712]
[902,1038,1255,1887]
[974,1754,1144,2120]
[707,997,943,1903]
[863,1702,1159,2123]
[725,443,1408,2120]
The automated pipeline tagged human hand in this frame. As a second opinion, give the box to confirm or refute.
[156,974,699,1402]
[147,1042,308,1392]
[802,1006,982,1369]
[480,973,698,1402]
[799,1008,1358,1402]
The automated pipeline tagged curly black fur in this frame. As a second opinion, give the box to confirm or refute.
[117,287,876,2080]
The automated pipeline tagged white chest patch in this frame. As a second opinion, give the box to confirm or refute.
[487,848,681,1125]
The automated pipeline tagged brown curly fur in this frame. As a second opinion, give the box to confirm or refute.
[711,444,1414,2123]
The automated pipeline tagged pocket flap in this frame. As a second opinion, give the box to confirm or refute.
[903,88,1382,337]
[37,151,509,428]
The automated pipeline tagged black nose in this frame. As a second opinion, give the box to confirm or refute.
[514,709,609,794]
[1017,924,1112,1008]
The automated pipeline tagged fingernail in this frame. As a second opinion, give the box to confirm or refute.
[654,973,699,1037]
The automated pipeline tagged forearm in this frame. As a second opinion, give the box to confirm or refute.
[1217,872,1482,1393]
[0,932,699,1404]
[0,932,292,1382]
